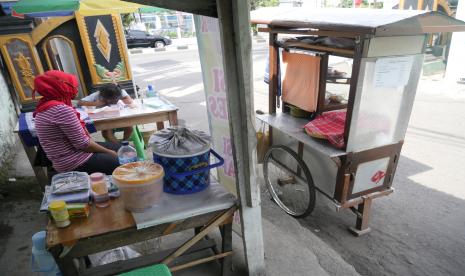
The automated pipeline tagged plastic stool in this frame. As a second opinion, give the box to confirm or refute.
[129,125,146,160]
[118,264,171,276]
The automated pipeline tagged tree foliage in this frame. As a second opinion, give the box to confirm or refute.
[121,14,135,30]
[250,0,279,10]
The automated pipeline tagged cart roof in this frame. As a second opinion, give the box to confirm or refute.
[251,8,465,36]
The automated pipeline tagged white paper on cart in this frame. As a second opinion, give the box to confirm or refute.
[373,56,414,88]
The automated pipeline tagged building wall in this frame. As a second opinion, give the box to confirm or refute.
[0,71,18,178]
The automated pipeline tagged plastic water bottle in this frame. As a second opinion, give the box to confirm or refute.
[118,141,138,164]
[147,84,157,97]
[31,231,61,276]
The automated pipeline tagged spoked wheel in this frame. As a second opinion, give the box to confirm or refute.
[263,145,316,218]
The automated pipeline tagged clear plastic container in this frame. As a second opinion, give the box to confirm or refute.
[112,162,164,212]
[147,84,157,97]
[90,172,110,208]
[118,141,138,164]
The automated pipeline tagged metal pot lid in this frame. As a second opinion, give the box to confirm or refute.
[149,127,211,156]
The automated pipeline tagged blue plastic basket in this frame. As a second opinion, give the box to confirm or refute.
[153,149,224,194]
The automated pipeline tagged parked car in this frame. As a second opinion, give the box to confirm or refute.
[125,30,172,48]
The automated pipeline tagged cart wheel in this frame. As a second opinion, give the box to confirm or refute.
[263,145,316,218]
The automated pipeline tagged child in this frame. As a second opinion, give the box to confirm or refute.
[78,83,134,144]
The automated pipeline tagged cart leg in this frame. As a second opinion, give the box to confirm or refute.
[349,197,372,236]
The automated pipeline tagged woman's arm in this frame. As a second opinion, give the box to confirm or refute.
[56,106,117,156]
[121,96,134,105]
[82,140,118,157]
[77,99,105,107]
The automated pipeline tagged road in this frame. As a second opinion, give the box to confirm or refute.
[129,44,465,275]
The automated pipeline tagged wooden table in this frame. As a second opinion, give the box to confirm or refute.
[47,197,236,276]
[14,98,178,189]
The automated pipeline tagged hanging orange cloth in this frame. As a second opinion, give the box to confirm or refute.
[281,51,320,112]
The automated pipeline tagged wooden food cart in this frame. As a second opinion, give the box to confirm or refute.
[252,8,465,235]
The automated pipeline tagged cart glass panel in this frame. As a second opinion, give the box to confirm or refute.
[346,54,424,152]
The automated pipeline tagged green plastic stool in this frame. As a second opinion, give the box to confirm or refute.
[118,264,171,276]
[129,125,146,160]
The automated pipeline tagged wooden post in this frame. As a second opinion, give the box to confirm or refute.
[417,0,424,10]
[216,0,266,274]
[268,32,278,114]
[349,197,373,236]
[399,0,405,9]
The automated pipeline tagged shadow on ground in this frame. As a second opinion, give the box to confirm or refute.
[290,155,465,276]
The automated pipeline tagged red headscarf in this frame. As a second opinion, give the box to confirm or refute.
[33,70,88,135]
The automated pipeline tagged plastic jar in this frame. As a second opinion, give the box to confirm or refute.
[90,172,110,208]
[49,201,70,228]
[112,162,164,212]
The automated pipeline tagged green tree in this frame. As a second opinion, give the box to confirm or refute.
[250,0,279,10]
[338,0,353,8]
[121,13,135,30]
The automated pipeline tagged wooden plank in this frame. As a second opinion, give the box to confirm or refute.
[65,210,226,258]
[47,199,135,248]
[93,113,170,130]
[317,54,329,112]
[170,251,233,273]
[268,32,278,114]
[216,0,266,275]
[283,41,354,57]
[258,27,361,38]
[343,37,365,146]
[162,207,235,265]
[80,239,217,276]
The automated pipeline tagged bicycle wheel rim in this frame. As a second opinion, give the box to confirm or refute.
[263,146,315,217]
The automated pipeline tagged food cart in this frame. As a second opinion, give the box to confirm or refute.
[251,8,465,235]
[3,0,266,274]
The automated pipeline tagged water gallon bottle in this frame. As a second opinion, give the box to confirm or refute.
[118,141,138,164]
[147,84,157,97]
[31,231,61,276]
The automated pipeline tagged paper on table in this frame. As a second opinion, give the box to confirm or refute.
[373,56,414,88]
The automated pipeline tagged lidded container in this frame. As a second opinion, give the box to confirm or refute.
[112,161,164,212]
[48,201,70,228]
[90,172,110,208]
[149,127,224,194]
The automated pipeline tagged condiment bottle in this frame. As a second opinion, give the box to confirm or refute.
[49,200,70,228]
[90,172,110,208]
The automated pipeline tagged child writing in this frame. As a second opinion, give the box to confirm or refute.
[78,83,135,144]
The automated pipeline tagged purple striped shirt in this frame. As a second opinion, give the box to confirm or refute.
[35,105,92,172]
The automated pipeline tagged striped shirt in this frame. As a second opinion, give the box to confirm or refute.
[35,105,92,172]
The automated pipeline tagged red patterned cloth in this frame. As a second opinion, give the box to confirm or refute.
[304,110,346,148]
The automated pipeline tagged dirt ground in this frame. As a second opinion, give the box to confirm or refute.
[0,177,47,275]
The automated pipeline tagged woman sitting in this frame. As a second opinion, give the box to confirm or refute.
[34,70,120,175]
